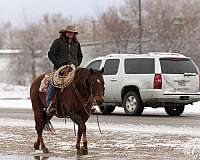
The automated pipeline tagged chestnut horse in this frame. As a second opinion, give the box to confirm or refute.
[30,67,104,155]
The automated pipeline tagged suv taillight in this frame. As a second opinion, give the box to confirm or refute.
[154,73,162,89]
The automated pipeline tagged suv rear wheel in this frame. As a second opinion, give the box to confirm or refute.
[164,104,185,116]
[123,91,144,116]
[99,105,116,114]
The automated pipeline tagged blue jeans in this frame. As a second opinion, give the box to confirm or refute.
[46,82,56,108]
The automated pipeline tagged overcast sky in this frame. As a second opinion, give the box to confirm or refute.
[0,0,125,26]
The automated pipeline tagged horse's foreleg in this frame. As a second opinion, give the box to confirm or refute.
[73,114,84,155]
[76,124,82,155]
[81,127,88,155]
[34,136,40,150]
[40,135,49,153]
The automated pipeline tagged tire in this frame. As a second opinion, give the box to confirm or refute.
[99,105,116,114]
[164,104,185,116]
[123,91,144,116]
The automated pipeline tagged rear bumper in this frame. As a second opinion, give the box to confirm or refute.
[141,90,200,104]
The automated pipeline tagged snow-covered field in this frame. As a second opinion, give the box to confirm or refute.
[0,83,29,99]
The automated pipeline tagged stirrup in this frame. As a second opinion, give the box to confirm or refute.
[46,101,56,116]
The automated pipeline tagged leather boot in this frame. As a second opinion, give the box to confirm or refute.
[46,101,56,116]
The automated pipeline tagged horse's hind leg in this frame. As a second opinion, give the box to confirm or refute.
[34,115,41,150]
[33,102,51,153]
[35,115,49,153]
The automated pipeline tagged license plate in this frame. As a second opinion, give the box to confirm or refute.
[175,88,190,91]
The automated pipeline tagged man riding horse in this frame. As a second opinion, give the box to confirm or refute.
[46,25,83,115]
[30,24,105,155]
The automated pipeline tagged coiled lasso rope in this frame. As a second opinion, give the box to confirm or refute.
[52,64,76,88]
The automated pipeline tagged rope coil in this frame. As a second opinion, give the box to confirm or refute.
[52,64,76,88]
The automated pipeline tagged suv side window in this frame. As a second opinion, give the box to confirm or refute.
[124,58,155,74]
[104,59,120,75]
[160,58,198,74]
[87,60,102,70]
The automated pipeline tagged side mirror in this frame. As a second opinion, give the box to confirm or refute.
[90,68,94,73]
[100,68,104,73]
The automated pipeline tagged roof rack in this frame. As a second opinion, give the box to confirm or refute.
[147,52,183,56]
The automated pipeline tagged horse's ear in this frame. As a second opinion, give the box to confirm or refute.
[100,68,104,73]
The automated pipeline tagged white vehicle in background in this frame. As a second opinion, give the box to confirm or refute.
[86,52,200,116]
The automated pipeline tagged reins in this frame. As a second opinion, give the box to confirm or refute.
[72,82,92,116]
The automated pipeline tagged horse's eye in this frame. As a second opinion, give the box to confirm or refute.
[97,79,100,83]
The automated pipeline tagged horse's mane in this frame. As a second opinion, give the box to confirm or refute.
[74,67,91,88]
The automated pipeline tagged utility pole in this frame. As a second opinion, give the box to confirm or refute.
[92,20,96,42]
[138,0,142,54]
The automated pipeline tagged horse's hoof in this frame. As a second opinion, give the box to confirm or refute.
[81,146,88,155]
[42,147,49,153]
[34,142,39,150]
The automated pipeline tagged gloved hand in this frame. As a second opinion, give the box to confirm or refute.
[69,64,75,70]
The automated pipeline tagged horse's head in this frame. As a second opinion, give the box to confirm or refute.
[88,68,105,103]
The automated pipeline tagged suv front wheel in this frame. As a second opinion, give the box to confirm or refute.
[164,104,185,116]
[123,91,144,116]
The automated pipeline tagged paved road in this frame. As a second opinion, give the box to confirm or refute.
[0,107,199,128]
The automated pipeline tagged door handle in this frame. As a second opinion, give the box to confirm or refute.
[110,78,117,81]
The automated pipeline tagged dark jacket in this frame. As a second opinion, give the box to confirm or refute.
[48,36,83,70]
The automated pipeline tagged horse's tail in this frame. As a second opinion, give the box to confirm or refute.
[43,111,55,134]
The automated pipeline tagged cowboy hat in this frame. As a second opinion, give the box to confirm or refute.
[59,29,66,33]
[59,25,78,34]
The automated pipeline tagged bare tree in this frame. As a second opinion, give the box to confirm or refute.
[3,0,200,85]
[0,23,13,49]
[92,7,136,56]
[5,14,73,85]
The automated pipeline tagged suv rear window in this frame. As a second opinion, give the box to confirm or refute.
[124,58,155,74]
[160,58,198,74]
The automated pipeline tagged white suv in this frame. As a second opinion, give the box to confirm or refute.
[86,52,200,116]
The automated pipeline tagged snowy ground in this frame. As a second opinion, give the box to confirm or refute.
[0,83,200,159]
[0,83,29,99]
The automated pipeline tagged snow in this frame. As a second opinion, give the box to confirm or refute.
[0,49,21,54]
[0,83,29,99]
[183,138,200,160]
